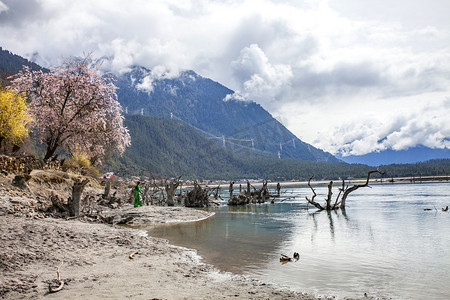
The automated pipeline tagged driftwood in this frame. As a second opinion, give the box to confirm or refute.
[48,262,64,293]
[228,193,250,205]
[228,180,276,206]
[129,251,139,259]
[306,170,384,210]
[185,182,209,208]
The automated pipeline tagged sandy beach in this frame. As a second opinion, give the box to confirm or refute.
[0,170,325,300]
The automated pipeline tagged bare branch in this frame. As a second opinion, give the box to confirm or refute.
[340,170,384,208]
[305,176,324,210]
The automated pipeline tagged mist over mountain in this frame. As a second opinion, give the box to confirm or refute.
[113,66,337,162]
[1,47,448,174]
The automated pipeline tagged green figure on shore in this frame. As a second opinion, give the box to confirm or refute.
[134,181,143,207]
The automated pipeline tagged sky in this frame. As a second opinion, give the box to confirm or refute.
[1,0,449,156]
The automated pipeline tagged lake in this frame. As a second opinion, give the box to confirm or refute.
[141,182,450,299]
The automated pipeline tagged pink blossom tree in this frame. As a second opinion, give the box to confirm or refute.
[12,56,131,163]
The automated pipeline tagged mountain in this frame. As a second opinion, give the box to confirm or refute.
[338,146,450,166]
[2,48,449,178]
[113,66,337,162]
[0,46,43,85]
[106,115,377,180]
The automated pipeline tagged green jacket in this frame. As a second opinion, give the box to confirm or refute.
[134,184,142,200]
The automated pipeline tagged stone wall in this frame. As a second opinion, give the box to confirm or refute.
[0,155,61,174]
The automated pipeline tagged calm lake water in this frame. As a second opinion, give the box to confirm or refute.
[142,182,450,299]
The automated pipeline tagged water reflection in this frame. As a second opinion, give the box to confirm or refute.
[141,183,450,299]
[143,205,290,273]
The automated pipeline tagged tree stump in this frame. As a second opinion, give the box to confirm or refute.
[68,179,89,217]
[165,177,181,206]
[103,180,111,198]
[228,193,250,205]
[12,174,32,189]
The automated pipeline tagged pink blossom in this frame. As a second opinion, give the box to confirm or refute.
[12,56,131,163]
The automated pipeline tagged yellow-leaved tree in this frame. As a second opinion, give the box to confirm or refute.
[0,85,31,149]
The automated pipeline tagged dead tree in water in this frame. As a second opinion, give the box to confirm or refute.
[228,180,273,205]
[229,181,234,199]
[306,170,384,210]
[185,182,210,207]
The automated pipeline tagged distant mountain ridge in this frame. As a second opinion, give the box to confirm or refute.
[113,66,337,162]
[338,146,450,166]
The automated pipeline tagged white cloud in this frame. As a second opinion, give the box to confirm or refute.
[301,94,450,156]
[0,0,449,156]
[230,44,293,106]
[0,1,8,13]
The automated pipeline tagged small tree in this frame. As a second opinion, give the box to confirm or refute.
[0,85,31,150]
[12,56,131,162]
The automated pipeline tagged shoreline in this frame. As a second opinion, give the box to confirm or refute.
[198,175,450,189]
[0,170,374,300]
[1,206,320,300]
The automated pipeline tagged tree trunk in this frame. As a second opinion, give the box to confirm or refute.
[229,181,234,199]
[165,177,181,206]
[325,181,333,210]
[103,180,111,198]
[340,170,384,208]
[68,179,89,217]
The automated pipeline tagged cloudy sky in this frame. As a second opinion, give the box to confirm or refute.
[1,0,449,156]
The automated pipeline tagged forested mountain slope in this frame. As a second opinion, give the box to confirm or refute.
[0,47,43,85]
[114,67,337,162]
[105,115,450,180]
